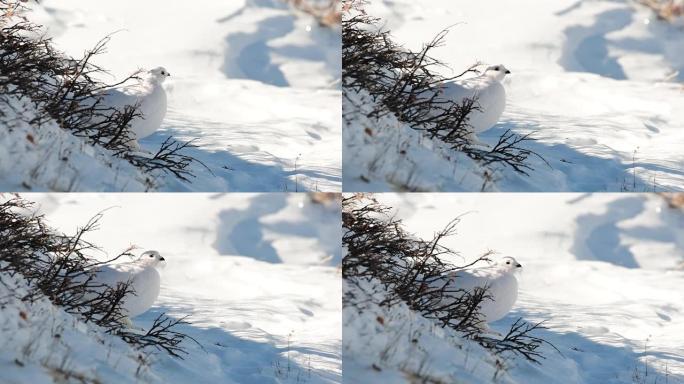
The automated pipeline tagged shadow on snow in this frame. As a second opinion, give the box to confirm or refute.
[137,304,340,384]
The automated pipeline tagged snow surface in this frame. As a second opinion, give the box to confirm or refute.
[2,193,342,383]
[0,272,158,384]
[345,0,684,192]
[343,88,492,192]
[345,193,684,383]
[0,94,153,192]
[15,0,341,192]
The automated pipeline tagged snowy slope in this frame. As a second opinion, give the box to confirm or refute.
[0,272,161,383]
[359,193,684,383]
[0,95,152,192]
[343,88,492,192]
[344,279,518,384]
[4,193,342,383]
[24,0,341,192]
[349,0,684,192]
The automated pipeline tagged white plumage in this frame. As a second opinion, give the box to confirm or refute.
[443,256,522,323]
[100,67,171,149]
[438,64,510,146]
[90,250,165,318]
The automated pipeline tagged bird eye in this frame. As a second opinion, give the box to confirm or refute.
[506,261,510,264]
[495,66,500,71]
[149,254,154,258]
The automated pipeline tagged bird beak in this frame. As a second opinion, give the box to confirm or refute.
[516,263,522,268]
[505,70,511,74]
[167,72,171,77]
[160,257,166,261]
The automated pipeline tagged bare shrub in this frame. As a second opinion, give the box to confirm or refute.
[0,0,203,186]
[0,197,197,358]
[342,0,545,175]
[343,194,555,363]
[119,314,201,359]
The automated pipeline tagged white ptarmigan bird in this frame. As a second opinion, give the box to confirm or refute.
[438,64,510,146]
[100,67,171,149]
[443,256,522,324]
[90,250,165,320]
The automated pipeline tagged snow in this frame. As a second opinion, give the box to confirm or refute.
[0,94,152,192]
[344,280,524,384]
[13,0,341,192]
[346,0,684,192]
[0,273,155,384]
[343,88,491,192]
[2,193,342,383]
[346,193,684,383]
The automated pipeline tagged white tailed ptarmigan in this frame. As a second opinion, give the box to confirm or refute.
[443,256,521,324]
[100,67,171,149]
[90,250,165,322]
[438,64,510,146]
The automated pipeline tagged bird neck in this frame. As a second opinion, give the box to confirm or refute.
[484,73,505,83]
[147,77,165,87]
[489,264,514,275]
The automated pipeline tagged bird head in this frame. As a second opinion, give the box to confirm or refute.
[498,256,522,273]
[483,64,511,82]
[148,67,171,83]
[138,250,166,267]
